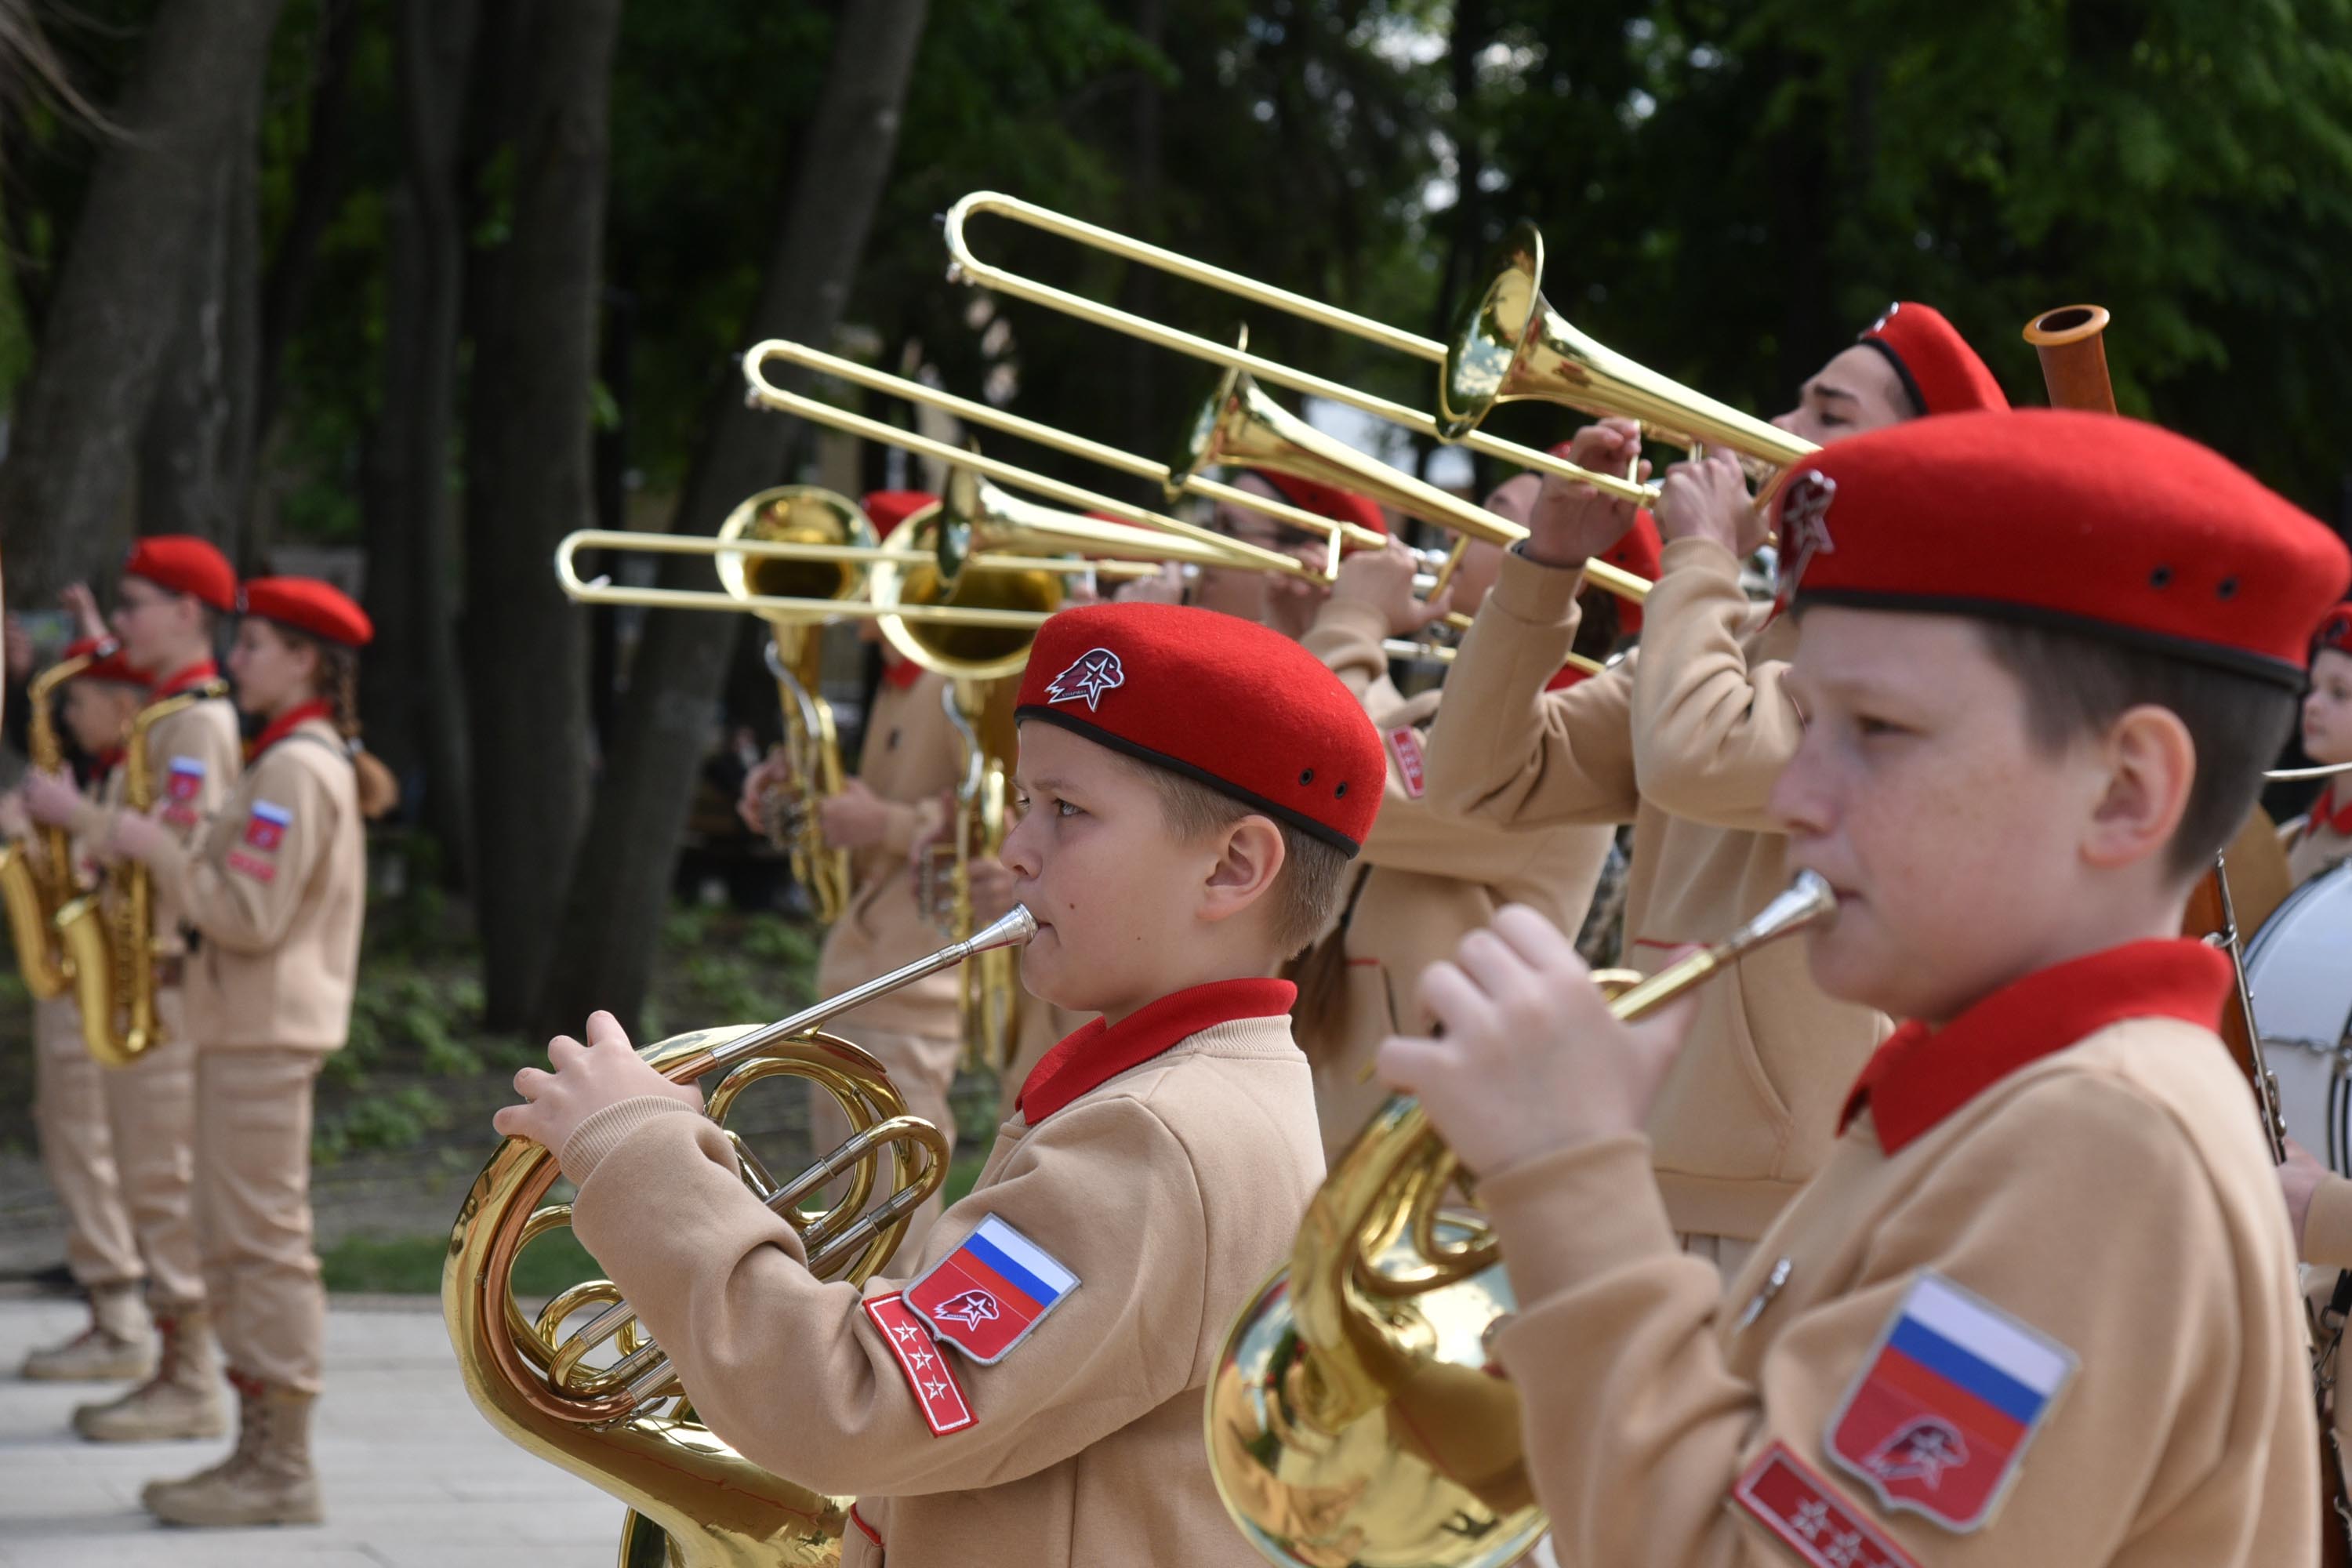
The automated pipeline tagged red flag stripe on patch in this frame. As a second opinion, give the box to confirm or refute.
[1733,1442,1920,1568]
[862,1292,975,1437]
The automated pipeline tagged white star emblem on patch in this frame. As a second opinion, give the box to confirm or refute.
[1044,648,1125,710]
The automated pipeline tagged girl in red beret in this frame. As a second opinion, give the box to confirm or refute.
[5,639,201,1397]
[103,575,392,1527]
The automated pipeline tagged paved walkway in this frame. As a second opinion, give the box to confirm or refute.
[0,1290,621,1567]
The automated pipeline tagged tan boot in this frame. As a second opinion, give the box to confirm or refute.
[20,1283,155,1381]
[73,1303,226,1442]
[145,1372,323,1527]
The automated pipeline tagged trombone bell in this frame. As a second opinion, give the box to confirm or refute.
[1439,222,1816,472]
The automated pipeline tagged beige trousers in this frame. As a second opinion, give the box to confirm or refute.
[32,995,140,1288]
[808,1024,962,1258]
[194,1047,325,1392]
[32,989,201,1303]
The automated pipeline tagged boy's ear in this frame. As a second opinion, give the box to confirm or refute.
[2084,703,2196,871]
[1199,814,1287,925]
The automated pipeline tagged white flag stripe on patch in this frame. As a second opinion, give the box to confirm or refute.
[977,1216,1076,1295]
[1907,1276,2071,1395]
[252,800,295,826]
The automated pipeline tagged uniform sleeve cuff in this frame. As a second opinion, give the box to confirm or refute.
[1482,1134,1679,1305]
[1657,535,1744,581]
[1303,599,1392,671]
[1491,546,1586,624]
[65,799,111,843]
[877,800,928,860]
[2307,1172,2352,1269]
[561,1096,701,1185]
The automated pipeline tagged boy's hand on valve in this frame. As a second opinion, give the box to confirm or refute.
[493,1011,702,1156]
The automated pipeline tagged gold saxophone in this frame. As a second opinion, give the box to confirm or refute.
[444,907,1036,1568]
[1207,874,1836,1568]
[0,647,107,997]
[55,678,229,1068]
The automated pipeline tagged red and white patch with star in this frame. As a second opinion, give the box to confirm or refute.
[862,1292,975,1437]
[1387,726,1426,797]
[1733,1442,1921,1568]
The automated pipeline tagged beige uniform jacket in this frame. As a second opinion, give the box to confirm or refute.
[71,695,240,957]
[1301,599,1611,1163]
[147,718,365,1050]
[2307,1175,2352,1269]
[1425,540,1890,1239]
[816,670,961,1036]
[566,1011,1324,1568]
[1486,1008,2313,1568]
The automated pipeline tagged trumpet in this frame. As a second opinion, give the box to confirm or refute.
[1207,874,1837,1568]
[946,192,1811,502]
[445,907,1037,1568]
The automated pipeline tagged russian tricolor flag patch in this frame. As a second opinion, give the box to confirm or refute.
[906,1214,1079,1364]
[1825,1272,2076,1532]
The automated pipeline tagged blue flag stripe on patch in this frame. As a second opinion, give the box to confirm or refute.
[1886,1317,2048,1426]
[964,1231,1059,1308]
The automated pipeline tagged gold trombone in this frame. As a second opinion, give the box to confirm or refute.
[943,191,1810,498]
[1207,874,1837,1568]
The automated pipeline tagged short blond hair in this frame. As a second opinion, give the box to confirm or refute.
[1120,753,1348,956]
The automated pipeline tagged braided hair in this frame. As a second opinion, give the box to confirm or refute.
[276,627,401,821]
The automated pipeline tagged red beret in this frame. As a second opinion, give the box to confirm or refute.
[861,491,939,533]
[1857,302,2009,417]
[1250,471,1388,542]
[1602,509,1663,633]
[124,535,236,612]
[1774,409,2350,687]
[1014,602,1384,853]
[2314,603,2352,662]
[238,577,374,648]
[62,636,144,686]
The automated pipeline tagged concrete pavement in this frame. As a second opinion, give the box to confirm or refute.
[0,1290,622,1567]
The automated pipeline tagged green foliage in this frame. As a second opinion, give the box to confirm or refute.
[319,1225,601,1297]
[313,1081,450,1161]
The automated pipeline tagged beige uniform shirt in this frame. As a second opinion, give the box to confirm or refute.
[565,1004,1324,1568]
[1426,540,1890,1239]
[1486,952,2313,1568]
[1301,599,1611,1163]
[71,695,240,956]
[147,718,365,1050]
[816,670,962,1036]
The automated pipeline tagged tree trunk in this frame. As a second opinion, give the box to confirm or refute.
[535,0,931,1038]
[136,85,264,563]
[361,0,478,877]
[0,0,289,596]
[254,0,361,451]
[461,0,620,1027]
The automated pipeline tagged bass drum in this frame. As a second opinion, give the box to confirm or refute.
[2245,859,2352,1170]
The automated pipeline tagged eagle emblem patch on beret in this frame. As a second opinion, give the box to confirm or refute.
[1775,470,1838,605]
[1044,648,1125,710]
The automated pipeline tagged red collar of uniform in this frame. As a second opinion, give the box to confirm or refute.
[1544,664,1588,691]
[1017,976,1297,1123]
[246,700,335,762]
[93,747,125,775]
[881,655,924,691]
[2309,783,2352,839]
[1838,938,2230,1154]
[152,659,220,699]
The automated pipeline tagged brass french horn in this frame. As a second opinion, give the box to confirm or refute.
[1207,874,1836,1568]
[445,908,1036,1568]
